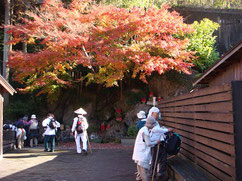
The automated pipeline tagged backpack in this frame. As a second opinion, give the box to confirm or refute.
[16,119,24,128]
[165,132,181,155]
[76,118,84,134]
[29,120,38,130]
[49,119,57,129]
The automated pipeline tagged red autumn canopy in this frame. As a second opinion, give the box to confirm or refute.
[7,0,195,96]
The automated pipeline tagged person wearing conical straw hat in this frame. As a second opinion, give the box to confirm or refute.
[71,108,89,155]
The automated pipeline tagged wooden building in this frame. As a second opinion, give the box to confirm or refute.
[158,41,242,180]
[0,75,16,160]
[193,40,242,87]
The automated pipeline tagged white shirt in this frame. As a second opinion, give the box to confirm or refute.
[150,124,168,142]
[132,126,158,169]
[42,117,60,135]
[71,116,89,134]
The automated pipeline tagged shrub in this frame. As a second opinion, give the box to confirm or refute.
[127,125,138,137]
[187,18,220,73]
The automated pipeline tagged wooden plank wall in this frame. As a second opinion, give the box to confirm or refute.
[209,54,242,87]
[0,94,3,159]
[158,84,235,181]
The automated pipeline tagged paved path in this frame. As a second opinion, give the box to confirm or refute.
[0,145,136,181]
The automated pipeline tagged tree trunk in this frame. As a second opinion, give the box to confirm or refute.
[22,42,27,53]
[120,80,123,100]
[3,0,11,80]
[3,0,11,106]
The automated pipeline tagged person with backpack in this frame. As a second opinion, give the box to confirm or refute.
[71,108,89,155]
[42,113,60,152]
[28,114,39,147]
[148,107,173,180]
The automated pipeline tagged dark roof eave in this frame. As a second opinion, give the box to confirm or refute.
[0,75,16,95]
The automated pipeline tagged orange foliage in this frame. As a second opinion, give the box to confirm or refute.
[8,0,195,95]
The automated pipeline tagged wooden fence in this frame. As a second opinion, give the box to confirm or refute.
[3,130,15,153]
[158,83,237,180]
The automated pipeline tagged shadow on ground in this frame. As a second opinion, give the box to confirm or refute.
[0,148,136,181]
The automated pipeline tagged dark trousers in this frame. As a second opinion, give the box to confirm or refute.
[150,143,167,177]
[44,135,55,151]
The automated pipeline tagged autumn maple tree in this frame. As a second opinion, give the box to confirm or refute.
[8,0,195,97]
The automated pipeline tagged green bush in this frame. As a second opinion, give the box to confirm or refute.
[127,125,138,137]
[187,18,220,73]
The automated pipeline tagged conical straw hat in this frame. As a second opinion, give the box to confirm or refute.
[74,108,87,115]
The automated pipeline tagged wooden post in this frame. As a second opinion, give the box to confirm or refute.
[232,81,242,181]
[0,94,3,160]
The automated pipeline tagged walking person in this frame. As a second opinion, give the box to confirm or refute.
[42,113,60,152]
[132,116,160,181]
[15,116,27,149]
[16,127,26,149]
[71,108,89,155]
[28,114,39,147]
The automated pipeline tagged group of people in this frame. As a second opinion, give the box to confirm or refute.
[133,107,173,181]
[4,105,172,180]
[11,114,39,149]
[3,108,89,154]
[14,113,60,150]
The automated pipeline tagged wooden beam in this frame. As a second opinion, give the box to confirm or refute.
[232,81,242,181]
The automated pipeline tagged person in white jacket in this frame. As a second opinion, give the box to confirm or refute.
[71,108,89,155]
[42,113,60,152]
[132,116,160,181]
[148,106,173,180]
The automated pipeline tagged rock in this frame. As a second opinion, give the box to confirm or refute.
[62,106,75,125]
[105,120,125,138]
[123,103,151,127]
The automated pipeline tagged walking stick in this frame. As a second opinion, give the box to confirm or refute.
[152,142,160,181]
[84,128,92,154]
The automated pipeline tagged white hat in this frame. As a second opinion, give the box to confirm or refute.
[31,114,36,119]
[137,111,146,119]
[74,108,87,115]
[148,107,160,118]
[145,116,157,128]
